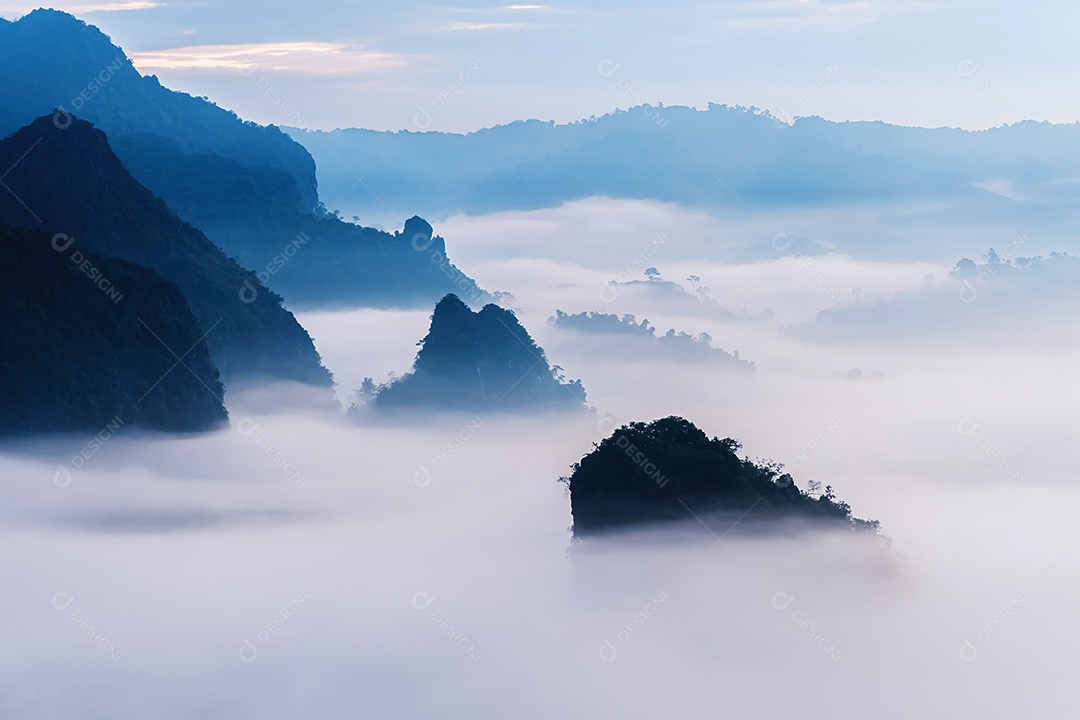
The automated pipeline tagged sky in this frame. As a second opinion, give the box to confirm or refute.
[0,0,1077,132]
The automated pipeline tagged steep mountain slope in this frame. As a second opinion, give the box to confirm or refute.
[0,8,317,213]
[0,9,487,309]
[566,417,881,537]
[364,294,586,411]
[0,223,227,433]
[0,114,331,386]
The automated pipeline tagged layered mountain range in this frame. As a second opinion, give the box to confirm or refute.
[0,114,332,387]
[291,103,1080,234]
[0,8,486,309]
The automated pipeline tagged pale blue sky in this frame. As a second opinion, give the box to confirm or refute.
[2,1,1075,132]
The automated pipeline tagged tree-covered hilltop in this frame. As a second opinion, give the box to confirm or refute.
[0,114,332,387]
[191,210,491,310]
[360,294,587,412]
[565,417,880,537]
[549,310,755,369]
[0,224,226,433]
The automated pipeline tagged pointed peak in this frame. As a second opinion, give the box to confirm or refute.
[18,8,91,31]
[433,293,470,314]
[8,112,109,148]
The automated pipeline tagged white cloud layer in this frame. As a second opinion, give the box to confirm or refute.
[130,41,404,74]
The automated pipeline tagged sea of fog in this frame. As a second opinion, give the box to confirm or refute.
[2,198,1077,718]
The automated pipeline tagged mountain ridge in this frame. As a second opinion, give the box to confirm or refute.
[0,113,332,386]
[0,9,488,310]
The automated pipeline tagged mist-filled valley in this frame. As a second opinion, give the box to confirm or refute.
[4,195,1078,717]
[2,4,1079,718]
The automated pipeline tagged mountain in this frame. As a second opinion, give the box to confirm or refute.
[0,223,226,433]
[0,9,487,310]
[289,102,1002,218]
[565,417,880,537]
[288,103,1018,222]
[0,8,316,214]
[0,114,331,386]
[359,294,587,412]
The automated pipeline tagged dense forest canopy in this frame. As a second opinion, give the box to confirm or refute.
[566,416,881,538]
[0,224,226,433]
[361,294,587,412]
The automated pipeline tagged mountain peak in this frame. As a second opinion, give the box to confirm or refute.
[367,294,587,411]
[432,292,471,315]
[403,215,434,243]
[0,113,135,229]
[0,114,333,386]
[0,14,319,213]
[17,8,115,47]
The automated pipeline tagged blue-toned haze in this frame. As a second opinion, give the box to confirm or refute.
[1,0,1076,132]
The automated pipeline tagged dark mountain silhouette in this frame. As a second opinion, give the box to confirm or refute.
[0,8,316,213]
[565,416,880,537]
[0,223,226,433]
[0,9,487,309]
[360,294,586,411]
[549,310,756,369]
[0,114,331,386]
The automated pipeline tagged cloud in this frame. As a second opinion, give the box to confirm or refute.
[130,41,405,75]
[445,21,526,31]
[1,1,160,11]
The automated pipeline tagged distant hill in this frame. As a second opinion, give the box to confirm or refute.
[287,103,1037,221]
[550,310,756,369]
[0,9,486,309]
[287,102,989,218]
[565,417,880,537]
[788,248,1080,344]
[0,114,331,386]
[0,223,226,433]
[359,294,587,412]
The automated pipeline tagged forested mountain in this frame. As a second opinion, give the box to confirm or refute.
[0,9,486,309]
[289,103,1080,231]
[549,310,755,369]
[0,223,226,433]
[0,114,331,386]
[0,9,316,213]
[566,417,880,537]
[360,294,586,412]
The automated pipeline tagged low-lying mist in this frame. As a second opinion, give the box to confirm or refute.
[4,199,1078,718]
